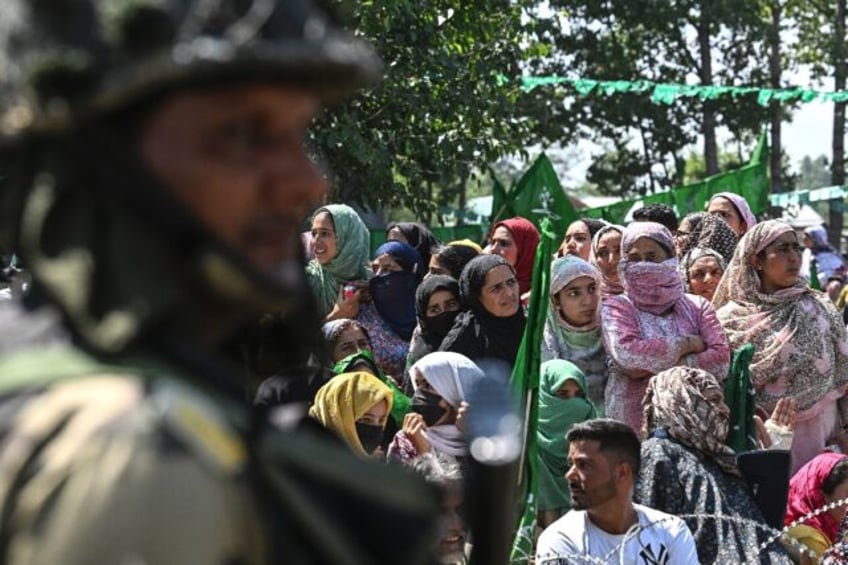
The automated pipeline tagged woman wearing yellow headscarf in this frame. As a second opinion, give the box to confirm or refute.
[310,372,394,458]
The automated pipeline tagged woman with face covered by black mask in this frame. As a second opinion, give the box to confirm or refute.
[388,352,484,467]
[355,241,426,379]
[403,275,462,393]
[309,372,395,460]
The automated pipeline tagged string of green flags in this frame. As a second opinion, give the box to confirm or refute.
[514,76,848,106]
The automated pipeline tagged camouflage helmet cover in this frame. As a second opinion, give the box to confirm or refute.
[0,0,381,138]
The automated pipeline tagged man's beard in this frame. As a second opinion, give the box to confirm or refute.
[570,476,617,511]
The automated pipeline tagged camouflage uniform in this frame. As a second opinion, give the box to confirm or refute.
[0,2,438,564]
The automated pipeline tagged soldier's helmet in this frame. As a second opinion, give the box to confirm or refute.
[0,1,380,354]
[0,0,380,140]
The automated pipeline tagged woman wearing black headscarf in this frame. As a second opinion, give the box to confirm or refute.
[439,254,526,366]
[387,222,441,267]
[404,275,462,392]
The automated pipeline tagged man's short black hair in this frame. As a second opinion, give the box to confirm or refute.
[633,204,679,233]
[566,419,641,475]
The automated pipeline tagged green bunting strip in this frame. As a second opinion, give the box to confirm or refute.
[518,76,848,106]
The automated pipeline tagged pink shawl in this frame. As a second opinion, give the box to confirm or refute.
[785,452,847,542]
[710,192,757,234]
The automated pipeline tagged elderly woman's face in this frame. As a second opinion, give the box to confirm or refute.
[478,265,520,317]
[626,237,670,263]
[687,256,723,301]
[754,231,803,293]
[332,326,371,363]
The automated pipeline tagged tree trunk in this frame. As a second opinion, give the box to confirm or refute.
[831,0,846,248]
[768,1,783,193]
[457,170,468,227]
[698,6,719,175]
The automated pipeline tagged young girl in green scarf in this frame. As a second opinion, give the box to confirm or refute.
[536,359,597,528]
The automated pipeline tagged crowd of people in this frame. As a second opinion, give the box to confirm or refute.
[14,2,848,564]
[251,193,848,564]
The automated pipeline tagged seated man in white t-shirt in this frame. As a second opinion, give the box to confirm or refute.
[536,419,698,565]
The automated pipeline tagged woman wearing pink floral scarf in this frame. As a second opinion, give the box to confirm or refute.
[601,221,730,431]
[713,219,848,473]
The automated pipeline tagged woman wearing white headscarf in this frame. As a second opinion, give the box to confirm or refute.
[387,351,484,465]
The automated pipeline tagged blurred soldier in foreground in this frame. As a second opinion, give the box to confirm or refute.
[0,1,437,564]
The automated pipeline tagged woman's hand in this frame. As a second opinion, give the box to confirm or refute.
[756,398,797,450]
[402,412,431,455]
[769,397,796,431]
[326,284,361,321]
[684,335,707,355]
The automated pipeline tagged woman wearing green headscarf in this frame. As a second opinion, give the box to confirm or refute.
[307,204,372,319]
[536,359,597,528]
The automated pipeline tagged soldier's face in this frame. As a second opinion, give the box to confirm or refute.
[139,84,326,273]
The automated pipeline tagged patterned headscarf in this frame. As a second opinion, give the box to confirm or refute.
[619,222,684,315]
[785,452,848,542]
[712,220,848,412]
[306,204,372,317]
[642,366,739,475]
[589,224,625,297]
[679,213,739,266]
[681,247,726,294]
[309,372,394,458]
[489,217,540,295]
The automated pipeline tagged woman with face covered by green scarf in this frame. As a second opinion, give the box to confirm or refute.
[536,359,598,528]
[536,359,597,528]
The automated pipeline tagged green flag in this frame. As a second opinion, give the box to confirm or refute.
[581,133,770,224]
[508,218,556,564]
[491,154,578,242]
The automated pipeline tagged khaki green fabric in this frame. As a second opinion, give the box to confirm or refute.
[0,374,266,565]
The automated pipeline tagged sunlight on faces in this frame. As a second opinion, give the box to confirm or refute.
[331,326,371,363]
[561,221,592,260]
[555,276,598,327]
[310,212,338,265]
[139,84,325,274]
[426,290,460,317]
[372,254,404,276]
[565,440,621,511]
[753,231,803,294]
[489,227,518,267]
[594,230,622,281]
[708,197,745,237]
[626,237,670,263]
[687,256,723,301]
[478,265,519,317]
[356,398,388,426]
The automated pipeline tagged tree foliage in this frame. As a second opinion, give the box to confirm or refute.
[311,1,537,220]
